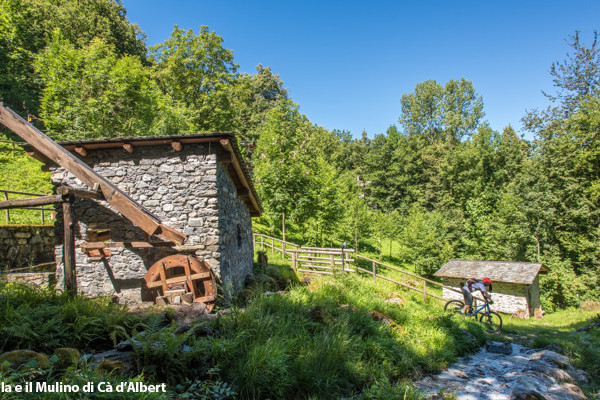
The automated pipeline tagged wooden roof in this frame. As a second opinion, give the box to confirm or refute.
[24,132,262,217]
[434,260,549,285]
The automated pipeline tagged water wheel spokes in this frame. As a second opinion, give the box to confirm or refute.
[144,254,217,311]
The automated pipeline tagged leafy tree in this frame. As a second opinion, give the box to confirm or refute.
[399,78,484,143]
[35,34,193,139]
[0,0,146,117]
[150,25,237,132]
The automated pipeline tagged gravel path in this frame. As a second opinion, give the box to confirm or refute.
[415,342,590,399]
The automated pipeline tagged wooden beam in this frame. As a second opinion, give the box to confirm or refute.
[0,194,63,209]
[146,272,211,289]
[56,186,104,200]
[27,151,54,166]
[79,241,175,250]
[0,105,187,243]
[122,143,134,153]
[219,138,261,215]
[74,146,87,157]
[171,141,182,151]
[62,197,77,295]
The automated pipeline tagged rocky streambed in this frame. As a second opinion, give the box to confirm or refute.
[415,342,590,400]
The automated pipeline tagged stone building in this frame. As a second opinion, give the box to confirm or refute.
[49,133,261,304]
[434,260,549,318]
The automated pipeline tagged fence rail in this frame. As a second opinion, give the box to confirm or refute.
[252,232,484,304]
[0,189,55,224]
[0,139,26,157]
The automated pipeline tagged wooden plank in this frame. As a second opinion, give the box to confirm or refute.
[62,199,77,294]
[158,262,168,294]
[171,141,182,151]
[0,105,186,244]
[56,186,104,200]
[195,295,217,303]
[297,269,334,275]
[0,194,63,209]
[79,241,175,250]
[146,272,211,289]
[74,146,87,157]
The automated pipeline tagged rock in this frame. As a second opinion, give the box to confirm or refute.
[81,349,137,375]
[531,350,571,369]
[53,348,81,370]
[96,360,127,375]
[570,369,591,384]
[486,341,513,355]
[116,337,142,352]
[548,383,587,400]
[174,322,192,335]
[0,350,51,370]
[310,305,334,326]
[526,362,573,383]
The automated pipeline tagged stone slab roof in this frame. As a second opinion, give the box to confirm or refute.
[434,260,549,285]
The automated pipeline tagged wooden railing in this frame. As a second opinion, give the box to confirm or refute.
[0,189,55,224]
[288,247,355,275]
[252,232,484,304]
[253,233,301,260]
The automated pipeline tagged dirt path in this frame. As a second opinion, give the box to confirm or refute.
[415,342,590,399]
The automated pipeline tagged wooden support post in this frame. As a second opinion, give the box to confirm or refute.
[40,207,44,224]
[281,239,285,258]
[261,235,264,250]
[372,261,376,283]
[292,252,297,272]
[62,196,77,295]
[3,192,8,223]
[423,280,427,303]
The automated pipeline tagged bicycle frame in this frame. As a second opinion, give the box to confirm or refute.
[468,302,491,316]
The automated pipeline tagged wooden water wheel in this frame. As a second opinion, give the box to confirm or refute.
[144,254,217,311]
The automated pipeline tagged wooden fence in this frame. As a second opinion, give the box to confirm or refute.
[0,139,26,157]
[0,189,55,224]
[252,232,481,304]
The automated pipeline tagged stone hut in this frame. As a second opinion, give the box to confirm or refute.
[434,260,549,318]
[49,133,261,304]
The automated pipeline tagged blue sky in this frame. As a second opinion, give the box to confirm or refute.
[122,0,600,139]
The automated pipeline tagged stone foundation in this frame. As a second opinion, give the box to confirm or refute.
[0,225,56,268]
[1,271,56,288]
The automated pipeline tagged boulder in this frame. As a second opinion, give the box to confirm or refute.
[0,350,51,370]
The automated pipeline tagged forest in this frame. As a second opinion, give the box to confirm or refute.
[1,0,600,312]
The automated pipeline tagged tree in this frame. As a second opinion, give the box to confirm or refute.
[399,78,484,143]
[544,31,600,117]
[0,0,146,117]
[150,25,237,132]
[35,34,193,139]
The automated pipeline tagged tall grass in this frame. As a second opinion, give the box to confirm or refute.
[0,282,139,352]
[200,274,485,399]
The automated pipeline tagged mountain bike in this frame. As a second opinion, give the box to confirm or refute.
[444,298,503,333]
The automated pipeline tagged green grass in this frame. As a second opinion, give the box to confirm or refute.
[0,141,54,225]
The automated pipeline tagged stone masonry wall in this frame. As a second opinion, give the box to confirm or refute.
[52,143,253,303]
[442,277,533,317]
[0,225,55,267]
[216,164,253,298]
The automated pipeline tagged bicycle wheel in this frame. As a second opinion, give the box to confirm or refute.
[479,311,502,333]
[444,299,464,313]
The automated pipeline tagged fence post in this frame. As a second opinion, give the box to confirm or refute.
[423,280,427,303]
[281,239,285,258]
[372,261,376,283]
[292,251,297,272]
[4,192,9,223]
[41,208,45,224]
[271,237,274,256]
[253,233,256,251]
[330,254,335,272]
[261,235,264,251]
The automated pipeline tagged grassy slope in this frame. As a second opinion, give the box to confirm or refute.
[0,141,53,225]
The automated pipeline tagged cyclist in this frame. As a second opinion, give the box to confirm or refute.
[462,277,493,314]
